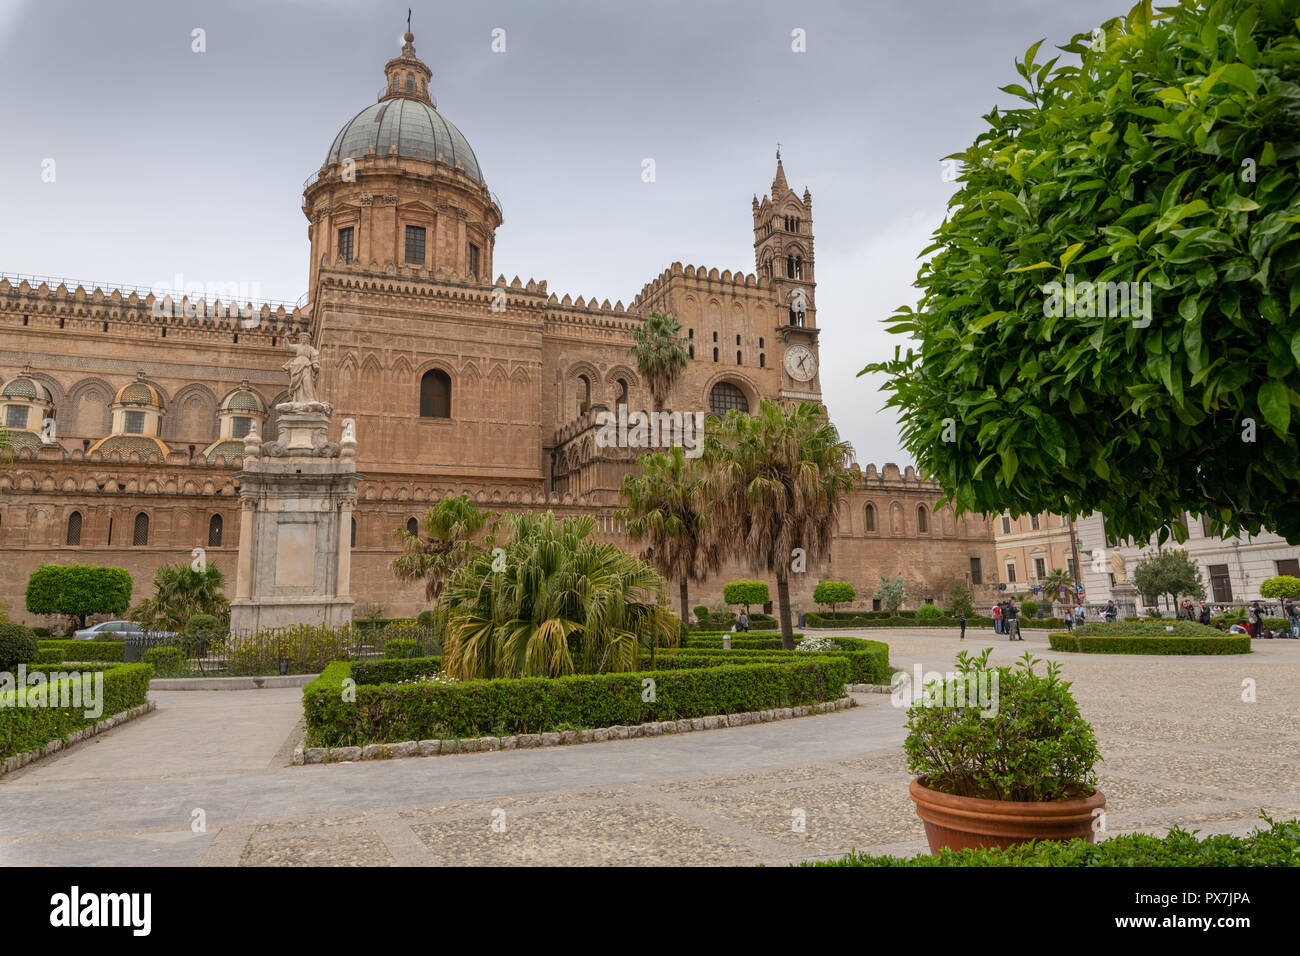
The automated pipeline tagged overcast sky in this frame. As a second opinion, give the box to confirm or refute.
[0,0,1122,469]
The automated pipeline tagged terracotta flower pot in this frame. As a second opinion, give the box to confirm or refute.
[909,777,1106,854]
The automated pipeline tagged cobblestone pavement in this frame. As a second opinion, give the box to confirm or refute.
[1,628,1296,866]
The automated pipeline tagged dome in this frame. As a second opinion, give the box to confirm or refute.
[203,439,247,464]
[326,97,485,185]
[113,379,164,408]
[219,384,267,414]
[1,374,52,403]
[88,434,170,461]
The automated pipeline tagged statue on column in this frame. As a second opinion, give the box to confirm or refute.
[283,332,321,406]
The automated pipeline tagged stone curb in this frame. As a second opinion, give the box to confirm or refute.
[0,700,157,779]
[150,674,319,691]
[846,683,893,694]
[293,695,857,766]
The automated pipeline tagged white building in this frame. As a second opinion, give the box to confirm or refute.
[1074,511,1300,615]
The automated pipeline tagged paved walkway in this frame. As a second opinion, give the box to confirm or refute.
[2,628,1297,866]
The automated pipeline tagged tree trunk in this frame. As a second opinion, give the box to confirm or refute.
[776,573,795,650]
[679,576,690,631]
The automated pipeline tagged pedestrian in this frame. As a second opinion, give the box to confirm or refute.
[737,610,750,633]
[1064,606,1074,632]
[992,602,1003,635]
[1004,600,1022,641]
[1286,601,1300,639]
[1076,605,1086,626]
[1104,600,1118,623]
[1248,602,1263,640]
[958,608,966,640]
[1198,601,1212,626]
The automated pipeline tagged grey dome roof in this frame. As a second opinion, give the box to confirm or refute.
[326,98,485,185]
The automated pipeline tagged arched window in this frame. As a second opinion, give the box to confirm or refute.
[351,516,357,548]
[864,503,876,533]
[576,375,591,416]
[615,379,628,408]
[786,255,795,278]
[208,514,223,547]
[133,512,149,546]
[420,369,451,418]
[66,511,82,546]
[406,73,415,91]
[406,516,419,536]
[709,381,748,418]
[917,505,929,534]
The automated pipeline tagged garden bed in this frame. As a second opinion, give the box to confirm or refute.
[302,655,851,747]
[0,662,154,762]
[1049,621,1251,654]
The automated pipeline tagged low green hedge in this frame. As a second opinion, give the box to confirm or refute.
[351,657,445,684]
[806,817,1300,866]
[142,646,184,676]
[303,657,850,746]
[0,663,153,760]
[35,648,64,665]
[1072,620,1224,638]
[36,640,125,662]
[1049,632,1251,654]
[683,631,804,648]
[660,643,891,684]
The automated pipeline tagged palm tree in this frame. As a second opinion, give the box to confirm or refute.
[439,511,678,679]
[1041,567,1076,612]
[392,493,496,604]
[618,445,721,626]
[629,312,690,412]
[133,563,230,631]
[701,399,854,649]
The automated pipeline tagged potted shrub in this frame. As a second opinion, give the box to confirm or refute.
[905,649,1104,853]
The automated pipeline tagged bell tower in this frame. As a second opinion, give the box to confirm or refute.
[753,150,820,401]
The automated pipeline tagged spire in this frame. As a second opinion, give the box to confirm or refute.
[772,148,788,197]
[381,19,434,105]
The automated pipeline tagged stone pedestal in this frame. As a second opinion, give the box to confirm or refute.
[230,403,362,632]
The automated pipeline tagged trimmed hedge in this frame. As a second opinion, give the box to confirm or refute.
[303,657,850,745]
[384,639,422,659]
[661,644,891,684]
[806,818,1300,867]
[0,622,39,670]
[1049,632,1251,655]
[0,663,153,759]
[36,640,126,663]
[352,657,445,684]
[1073,620,1224,638]
[142,646,184,676]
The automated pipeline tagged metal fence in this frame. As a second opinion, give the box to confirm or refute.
[117,625,441,678]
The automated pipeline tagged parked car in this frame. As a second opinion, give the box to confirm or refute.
[71,621,177,640]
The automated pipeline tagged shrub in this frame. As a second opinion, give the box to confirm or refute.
[1020,600,1038,618]
[1049,632,1251,655]
[25,565,132,629]
[385,639,422,659]
[1074,620,1223,638]
[723,581,770,612]
[874,575,907,615]
[915,603,944,619]
[1260,575,1300,600]
[304,657,850,745]
[185,614,221,635]
[0,663,153,759]
[678,634,890,683]
[904,649,1100,801]
[812,581,855,614]
[0,623,40,671]
[35,640,125,663]
[142,646,184,676]
[33,627,51,638]
[806,817,1300,867]
[693,605,709,623]
[132,564,229,632]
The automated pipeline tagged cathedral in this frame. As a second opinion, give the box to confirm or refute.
[0,30,996,623]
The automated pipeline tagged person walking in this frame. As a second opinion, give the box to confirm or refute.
[1004,600,1022,641]
[992,602,1003,635]
[1248,602,1263,640]
[737,610,750,633]
[958,608,966,640]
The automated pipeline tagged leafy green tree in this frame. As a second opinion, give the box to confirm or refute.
[862,0,1300,544]
[875,575,909,615]
[722,580,770,615]
[1133,548,1207,610]
[438,512,677,679]
[813,581,855,614]
[702,400,854,649]
[629,312,690,412]
[947,582,975,618]
[25,565,132,628]
[392,493,496,604]
[618,446,721,625]
[132,564,229,631]
[1260,575,1300,599]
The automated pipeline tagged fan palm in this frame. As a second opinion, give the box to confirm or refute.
[392,493,496,603]
[133,563,229,631]
[701,399,854,649]
[439,511,677,679]
[629,312,689,412]
[1041,567,1076,609]
[618,445,720,625]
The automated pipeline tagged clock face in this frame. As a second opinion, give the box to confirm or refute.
[784,345,817,382]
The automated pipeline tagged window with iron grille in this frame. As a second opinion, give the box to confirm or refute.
[125,411,145,434]
[231,417,253,439]
[208,514,223,547]
[66,511,82,546]
[5,405,25,429]
[419,369,451,418]
[405,226,426,265]
[338,227,354,264]
[708,381,748,418]
[133,512,149,546]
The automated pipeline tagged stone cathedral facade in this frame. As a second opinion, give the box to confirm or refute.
[0,31,996,623]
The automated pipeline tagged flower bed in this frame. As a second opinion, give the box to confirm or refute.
[1049,621,1250,654]
[0,663,153,760]
[303,656,850,746]
[805,817,1300,866]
